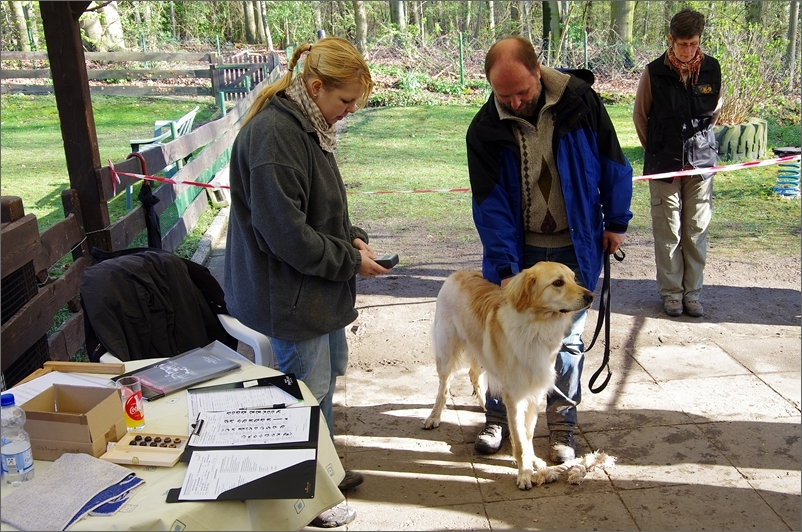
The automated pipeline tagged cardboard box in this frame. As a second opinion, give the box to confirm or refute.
[22,384,127,461]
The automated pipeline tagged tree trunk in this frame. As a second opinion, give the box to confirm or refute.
[787,0,799,86]
[254,1,267,44]
[522,0,533,42]
[408,0,420,43]
[663,1,674,37]
[511,1,520,35]
[474,0,483,41]
[261,1,273,50]
[8,1,30,52]
[100,1,126,51]
[610,1,635,69]
[22,2,39,51]
[313,1,323,34]
[545,1,565,65]
[488,1,496,38]
[746,0,763,26]
[353,0,368,58]
[391,0,406,33]
[169,1,176,40]
[243,0,256,44]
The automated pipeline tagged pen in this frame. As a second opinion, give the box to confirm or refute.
[192,418,204,436]
[239,403,287,410]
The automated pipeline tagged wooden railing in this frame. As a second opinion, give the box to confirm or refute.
[0,74,273,390]
[0,50,282,101]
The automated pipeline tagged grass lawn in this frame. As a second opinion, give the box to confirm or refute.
[2,95,800,260]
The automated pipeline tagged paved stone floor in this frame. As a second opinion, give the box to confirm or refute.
[201,208,800,531]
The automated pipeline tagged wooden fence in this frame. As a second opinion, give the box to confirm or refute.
[0,73,274,390]
[0,50,282,102]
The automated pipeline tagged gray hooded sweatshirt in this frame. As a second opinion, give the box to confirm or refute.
[224,95,368,342]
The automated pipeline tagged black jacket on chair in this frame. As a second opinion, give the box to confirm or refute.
[81,248,237,362]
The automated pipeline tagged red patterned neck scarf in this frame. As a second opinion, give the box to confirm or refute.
[667,45,703,87]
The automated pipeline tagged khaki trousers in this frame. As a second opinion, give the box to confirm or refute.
[649,175,714,302]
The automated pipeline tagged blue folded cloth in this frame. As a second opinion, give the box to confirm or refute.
[1,453,145,531]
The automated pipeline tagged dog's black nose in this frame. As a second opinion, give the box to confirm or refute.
[584,293,594,304]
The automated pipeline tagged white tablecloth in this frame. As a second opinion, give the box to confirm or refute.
[1,359,345,531]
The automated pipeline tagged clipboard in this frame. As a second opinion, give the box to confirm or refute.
[166,451,317,501]
[166,405,320,502]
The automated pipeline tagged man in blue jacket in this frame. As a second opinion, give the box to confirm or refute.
[466,37,633,462]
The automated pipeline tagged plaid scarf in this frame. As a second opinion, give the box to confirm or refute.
[284,74,338,153]
[667,45,703,87]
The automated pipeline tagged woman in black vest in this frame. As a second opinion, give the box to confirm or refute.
[633,8,723,318]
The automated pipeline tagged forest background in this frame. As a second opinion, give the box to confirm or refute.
[1,1,799,256]
[1,0,800,125]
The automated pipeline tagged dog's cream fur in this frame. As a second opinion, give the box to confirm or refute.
[423,261,593,489]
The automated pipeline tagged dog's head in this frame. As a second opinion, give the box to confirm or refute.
[505,261,594,315]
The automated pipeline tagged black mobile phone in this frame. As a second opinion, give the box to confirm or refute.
[375,254,399,268]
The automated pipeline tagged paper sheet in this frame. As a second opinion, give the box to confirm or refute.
[186,385,302,431]
[189,407,313,447]
[178,448,316,500]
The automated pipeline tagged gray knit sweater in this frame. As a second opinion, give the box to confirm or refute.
[224,95,368,342]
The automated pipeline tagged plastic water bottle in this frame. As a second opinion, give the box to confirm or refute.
[1,393,35,486]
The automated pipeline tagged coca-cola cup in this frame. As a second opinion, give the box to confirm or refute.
[117,376,145,431]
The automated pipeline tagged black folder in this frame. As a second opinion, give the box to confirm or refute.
[166,405,320,502]
[186,372,304,405]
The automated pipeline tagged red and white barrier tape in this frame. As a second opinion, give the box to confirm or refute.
[632,154,800,181]
[109,154,800,196]
[109,160,230,197]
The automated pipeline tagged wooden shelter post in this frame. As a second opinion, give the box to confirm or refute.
[39,1,111,251]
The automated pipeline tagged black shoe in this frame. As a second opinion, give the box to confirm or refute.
[549,430,576,463]
[474,423,509,454]
[337,470,364,492]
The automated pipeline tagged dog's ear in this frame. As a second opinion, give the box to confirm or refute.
[508,271,537,313]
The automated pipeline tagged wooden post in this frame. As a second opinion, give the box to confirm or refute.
[39,1,112,252]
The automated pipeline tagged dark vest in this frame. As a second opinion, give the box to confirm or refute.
[644,52,721,175]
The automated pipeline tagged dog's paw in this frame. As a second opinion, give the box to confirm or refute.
[533,456,548,471]
[516,470,535,490]
[422,416,440,430]
[567,465,587,485]
[534,468,560,485]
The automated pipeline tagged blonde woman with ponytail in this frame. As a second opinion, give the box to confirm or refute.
[224,37,383,528]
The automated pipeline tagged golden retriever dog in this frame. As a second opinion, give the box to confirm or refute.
[423,261,594,490]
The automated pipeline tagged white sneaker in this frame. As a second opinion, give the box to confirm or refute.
[310,502,356,528]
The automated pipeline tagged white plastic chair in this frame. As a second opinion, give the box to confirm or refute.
[217,313,276,369]
[100,314,275,369]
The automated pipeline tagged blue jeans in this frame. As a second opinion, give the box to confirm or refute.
[269,328,348,437]
[484,244,587,433]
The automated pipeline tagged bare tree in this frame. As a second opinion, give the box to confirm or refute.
[390,0,406,32]
[243,0,256,44]
[254,1,266,44]
[746,0,764,26]
[313,1,323,34]
[8,1,30,51]
[787,0,799,86]
[610,0,635,69]
[353,0,368,58]
[488,1,496,37]
[260,1,273,50]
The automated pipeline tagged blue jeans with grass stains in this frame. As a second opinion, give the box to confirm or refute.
[483,244,587,434]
